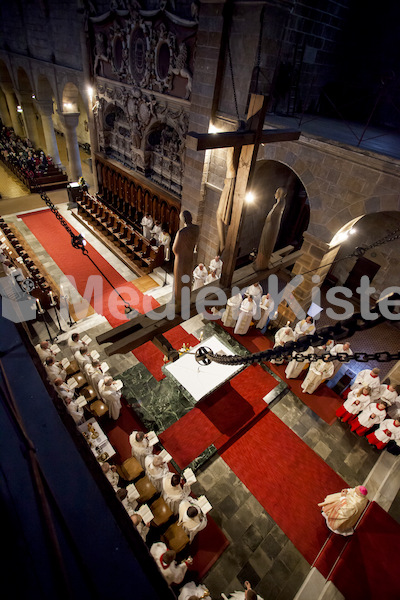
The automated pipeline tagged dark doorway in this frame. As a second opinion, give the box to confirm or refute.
[344,256,380,294]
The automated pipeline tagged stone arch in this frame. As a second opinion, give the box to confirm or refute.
[0,59,13,87]
[327,210,400,297]
[36,74,55,102]
[16,66,34,95]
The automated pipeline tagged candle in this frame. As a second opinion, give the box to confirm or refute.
[199,330,204,341]
[49,290,54,304]
[36,298,43,312]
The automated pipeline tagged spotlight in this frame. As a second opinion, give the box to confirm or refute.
[208,123,220,134]
[245,191,255,204]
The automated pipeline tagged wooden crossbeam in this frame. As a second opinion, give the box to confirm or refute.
[186,128,300,151]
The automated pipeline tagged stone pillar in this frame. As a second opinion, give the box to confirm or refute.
[385,361,400,387]
[36,100,61,166]
[59,112,82,181]
[0,91,12,127]
[276,232,338,324]
[19,95,41,148]
[2,86,24,136]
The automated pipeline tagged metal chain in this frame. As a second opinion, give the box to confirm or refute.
[196,303,400,366]
[227,37,240,122]
[39,189,133,312]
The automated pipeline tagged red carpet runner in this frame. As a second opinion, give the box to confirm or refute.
[19,210,159,327]
[327,501,400,599]
[220,322,342,425]
[159,365,276,468]
[220,410,348,564]
[133,325,199,381]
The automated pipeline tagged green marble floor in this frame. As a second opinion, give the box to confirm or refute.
[119,321,287,471]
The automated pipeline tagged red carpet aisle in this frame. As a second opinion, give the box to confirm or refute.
[102,399,229,577]
[220,410,348,564]
[159,366,277,468]
[219,322,342,425]
[19,210,159,327]
[133,325,199,381]
[328,501,400,599]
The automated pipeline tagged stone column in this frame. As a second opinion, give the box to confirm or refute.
[276,232,338,323]
[19,94,41,148]
[385,361,400,387]
[2,85,24,136]
[59,112,82,181]
[0,91,12,127]
[36,100,61,166]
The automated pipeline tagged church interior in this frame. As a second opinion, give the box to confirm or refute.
[1,1,400,599]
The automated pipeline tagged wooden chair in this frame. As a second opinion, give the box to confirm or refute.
[150,497,173,527]
[65,360,80,376]
[135,475,157,503]
[80,385,97,403]
[116,456,143,482]
[162,523,190,554]
[89,400,109,418]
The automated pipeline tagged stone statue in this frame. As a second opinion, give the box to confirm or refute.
[173,210,199,307]
[253,187,287,271]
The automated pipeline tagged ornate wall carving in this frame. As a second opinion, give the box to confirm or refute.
[89,3,196,197]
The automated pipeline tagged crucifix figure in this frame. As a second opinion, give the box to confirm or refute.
[186,93,300,288]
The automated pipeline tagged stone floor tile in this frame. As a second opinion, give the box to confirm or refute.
[242,523,265,553]
[313,440,332,460]
[237,562,261,588]
[248,544,273,579]
[218,495,240,520]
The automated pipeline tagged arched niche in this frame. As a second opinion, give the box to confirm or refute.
[239,159,310,259]
[327,211,400,298]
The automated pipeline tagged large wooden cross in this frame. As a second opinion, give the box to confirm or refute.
[186,94,300,287]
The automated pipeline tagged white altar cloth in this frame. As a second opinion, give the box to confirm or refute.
[164,335,243,402]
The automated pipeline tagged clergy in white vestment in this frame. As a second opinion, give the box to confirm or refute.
[350,402,387,435]
[117,488,137,517]
[98,376,122,420]
[150,221,162,244]
[53,378,75,403]
[301,358,334,394]
[192,264,207,290]
[129,431,152,467]
[145,454,170,492]
[35,341,55,363]
[285,346,315,379]
[378,384,398,406]
[131,513,150,542]
[221,292,242,327]
[68,332,87,355]
[85,360,104,396]
[178,581,211,600]
[205,270,219,285]
[160,229,171,261]
[150,542,192,585]
[367,418,400,450]
[318,485,368,536]
[101,462,121,491]
[294,316,316,339]
[141,213,153,239]
[162,473,191,514]
[226,580,262,600]
[350,368,381,400]
[234,296,257,335]
[65,397,85,425]
[45,357,67,382]
[178,498,208,542]
[245,283,263,319]
[329,342,353,375]
[271,324,295,364]
[256,294,274,330]
[209,255,223,277]
[336,387,371,423]
[74,346,91,370]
